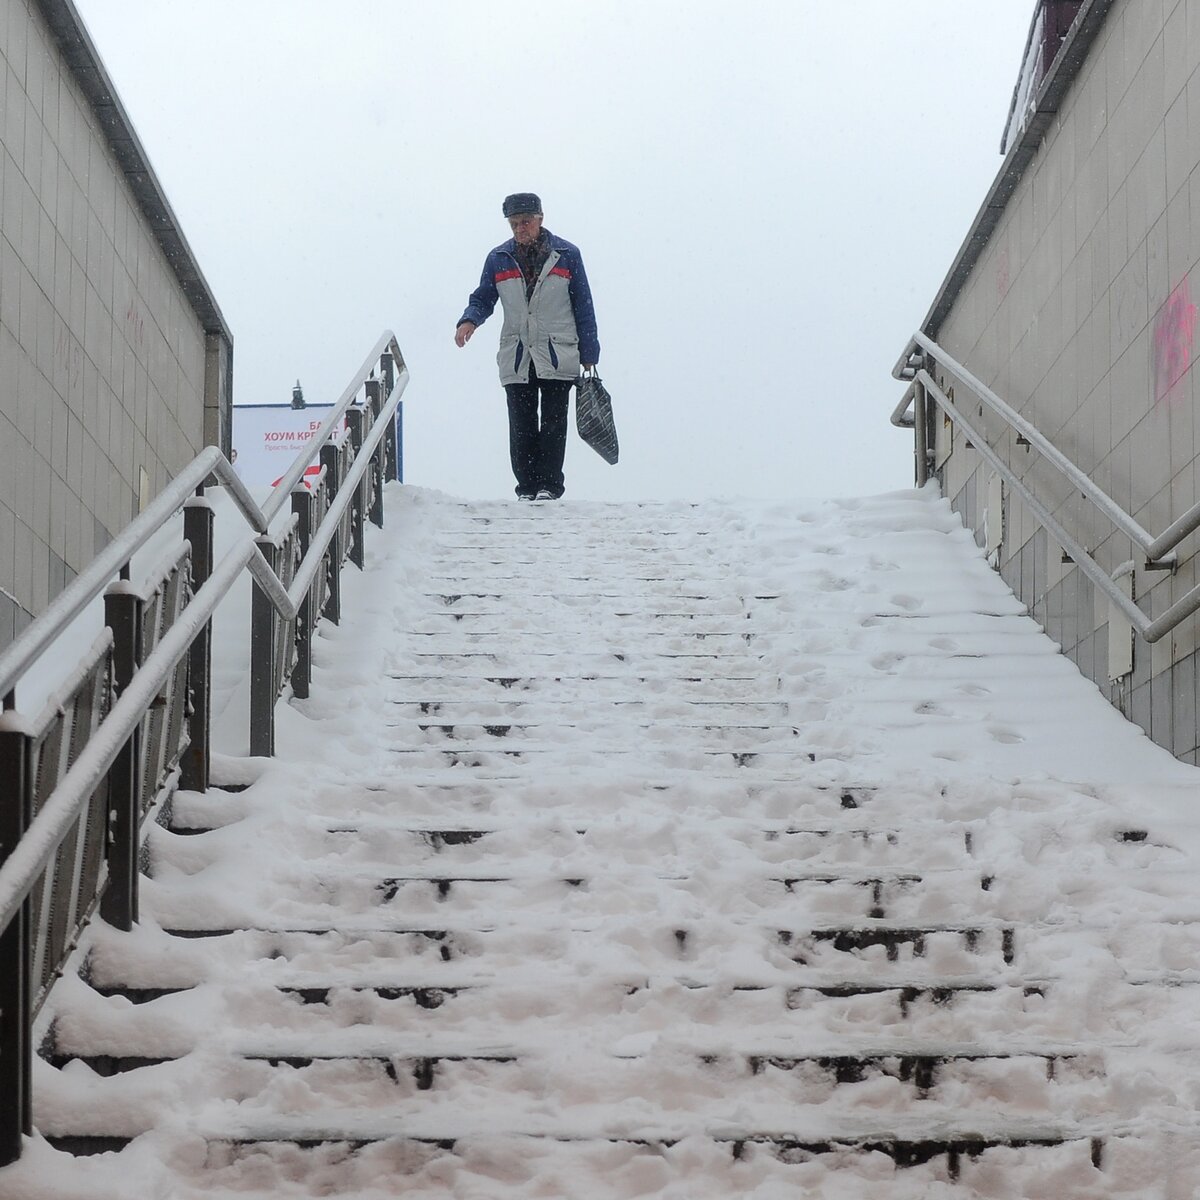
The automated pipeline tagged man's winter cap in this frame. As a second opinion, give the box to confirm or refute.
[503,193,542,218]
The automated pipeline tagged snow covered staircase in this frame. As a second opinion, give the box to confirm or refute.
[16,490,1200,1197]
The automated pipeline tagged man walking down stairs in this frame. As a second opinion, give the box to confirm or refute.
[7,488,1200,1198]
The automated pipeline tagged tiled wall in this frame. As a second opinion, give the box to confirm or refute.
[0,0,209,651]
[933,0,1200,761]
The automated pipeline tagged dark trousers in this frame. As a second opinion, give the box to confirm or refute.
[504,369,571,498]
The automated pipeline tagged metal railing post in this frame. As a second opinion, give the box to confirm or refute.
[291,488,315,701]
[396,397,405,485]
[181,493,214,792]
[381,352,399,483]
[99,589,143,930]
[0,714,33,1165]
[250,538,281,757]
[346,407,367,570]
[346,405,365,456]
[365,379,385,528]
[320,442,344,624]
[914,376,930,488]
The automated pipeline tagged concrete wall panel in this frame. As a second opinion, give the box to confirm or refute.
[924,0,1200,758]
[0,0,231,655]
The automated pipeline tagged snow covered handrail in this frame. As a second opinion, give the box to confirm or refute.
[261,330,405,522]
[0,331,408,1166]
[247,351,408,752]
[892,332,1176,563]
[891,331,1200,643]
[0,447,265,713]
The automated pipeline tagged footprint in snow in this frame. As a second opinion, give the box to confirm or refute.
[929,636,958,651]
[891,594,923,611]
[871,653,904,673]
[957,683,991,697]
[915,701,948,716]
[819,574,856,592]
[989,727,1025,744]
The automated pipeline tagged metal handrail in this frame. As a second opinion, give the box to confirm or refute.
[0,534,253,932]
[0,384,419,930]
[0,334,407,915]
[0,450,265,710]
[0,330,409,1165]
[892,332,1200,643]
[914,374,1148,633]
[893,331,1180,566]
[0,334,405,713]
[262,330,399,522]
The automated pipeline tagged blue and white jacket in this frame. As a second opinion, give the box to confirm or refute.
[458,231,600,386]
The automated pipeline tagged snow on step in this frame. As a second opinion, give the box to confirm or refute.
[9,487,1200,1199]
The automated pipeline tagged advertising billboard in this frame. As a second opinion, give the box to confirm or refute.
[231,404,346,487]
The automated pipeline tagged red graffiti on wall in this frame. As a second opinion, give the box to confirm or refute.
[996,249,1010,299]
[1153,277,1197,404]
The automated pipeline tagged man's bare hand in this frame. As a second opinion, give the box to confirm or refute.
[455,322,476,348]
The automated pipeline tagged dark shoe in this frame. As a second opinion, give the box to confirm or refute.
[535,489,556,501]
[517,492,536,501]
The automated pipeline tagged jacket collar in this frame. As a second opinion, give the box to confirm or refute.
[503,228,557,255]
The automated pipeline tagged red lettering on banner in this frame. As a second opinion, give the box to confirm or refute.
[264,430,319,443]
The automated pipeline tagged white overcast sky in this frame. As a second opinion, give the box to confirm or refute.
[73,1,1034,502]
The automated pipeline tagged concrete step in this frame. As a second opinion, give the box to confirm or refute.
[22,493,1195,1197]
[392,720,805,744]
[44,1039,1105,1101]
[40,1115,1106,1187]
[388,699,794,720]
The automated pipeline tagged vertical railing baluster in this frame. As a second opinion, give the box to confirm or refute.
[138,583,168,813]
[182,492,214,792]
[321,442,343,624]
[291,487,315,700]
[365,379,385,528]
[395,392,405,485]
[33,718,69,992]
[99,587,143,930]
[910,379,925,488]
[0,710,33,1166]
[250,537,281,758]
[381,351,398,483]
[346,406,366,570]
[62,682,91,946]
[77,662,111,935]
[276,529,299,691]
